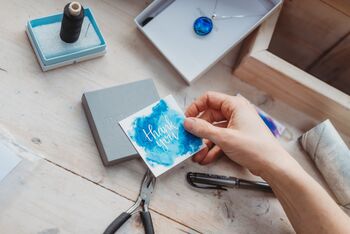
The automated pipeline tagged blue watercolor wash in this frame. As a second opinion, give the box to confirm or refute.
[129,99,202,167]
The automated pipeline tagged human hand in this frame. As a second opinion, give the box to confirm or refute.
[184,91,293,176]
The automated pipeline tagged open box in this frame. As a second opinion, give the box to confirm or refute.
[233,6,350,136]
[135,0,283,84]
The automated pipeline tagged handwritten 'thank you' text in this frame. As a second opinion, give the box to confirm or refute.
[143,116,179,151]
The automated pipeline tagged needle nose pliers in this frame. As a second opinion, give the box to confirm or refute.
[104,170,156,234]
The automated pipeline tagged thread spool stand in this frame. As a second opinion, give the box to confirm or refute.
[26,5,106,71]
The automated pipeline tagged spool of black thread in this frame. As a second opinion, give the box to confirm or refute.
[60,2,85,43]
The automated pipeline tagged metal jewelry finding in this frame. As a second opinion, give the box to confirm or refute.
[193,0,263,36]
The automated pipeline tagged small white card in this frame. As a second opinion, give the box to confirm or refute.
[119,95,204,177]
[0,143,22,182]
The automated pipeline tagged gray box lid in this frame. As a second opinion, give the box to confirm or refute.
[82,79,160,166]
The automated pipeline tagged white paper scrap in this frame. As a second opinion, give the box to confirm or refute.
[0,143,22,182]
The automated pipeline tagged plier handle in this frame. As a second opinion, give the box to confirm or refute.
[104,170,156,234]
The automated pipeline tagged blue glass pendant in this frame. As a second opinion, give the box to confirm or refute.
[193,16,213,36]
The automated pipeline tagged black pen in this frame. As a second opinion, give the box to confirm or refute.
[187,172,273,193]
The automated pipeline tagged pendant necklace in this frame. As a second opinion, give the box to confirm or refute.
[193,0,262,36]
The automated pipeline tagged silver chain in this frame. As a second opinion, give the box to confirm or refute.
[199,0,263,20]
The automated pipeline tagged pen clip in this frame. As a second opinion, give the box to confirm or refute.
[186,172,228,191]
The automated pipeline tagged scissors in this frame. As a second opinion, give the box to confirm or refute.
[104,170,156,234]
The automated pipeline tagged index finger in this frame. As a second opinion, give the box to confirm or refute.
[185,91,233,118]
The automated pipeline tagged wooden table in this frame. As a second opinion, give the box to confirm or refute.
[1,0,348,233]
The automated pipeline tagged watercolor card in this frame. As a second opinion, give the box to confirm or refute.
[119,95,205,177]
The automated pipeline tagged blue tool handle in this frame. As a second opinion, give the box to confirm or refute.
[103,212,131,234]
[140,211,154,234]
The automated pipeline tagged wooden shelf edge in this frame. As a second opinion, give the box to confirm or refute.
[233,51,350,136]
[253,50,350,107]
[233,5,282,70]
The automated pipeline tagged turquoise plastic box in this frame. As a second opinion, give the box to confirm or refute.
[26,8,106,71]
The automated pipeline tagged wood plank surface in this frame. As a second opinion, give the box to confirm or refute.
[0,0,346,233]
[0,134,196,234]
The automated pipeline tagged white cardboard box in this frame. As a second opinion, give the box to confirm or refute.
[135,0,282,84]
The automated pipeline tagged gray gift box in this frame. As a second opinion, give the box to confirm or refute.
[135,0,283,83]
[82,79,160,166]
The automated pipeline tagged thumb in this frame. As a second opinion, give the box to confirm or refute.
[184,117,221,144]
